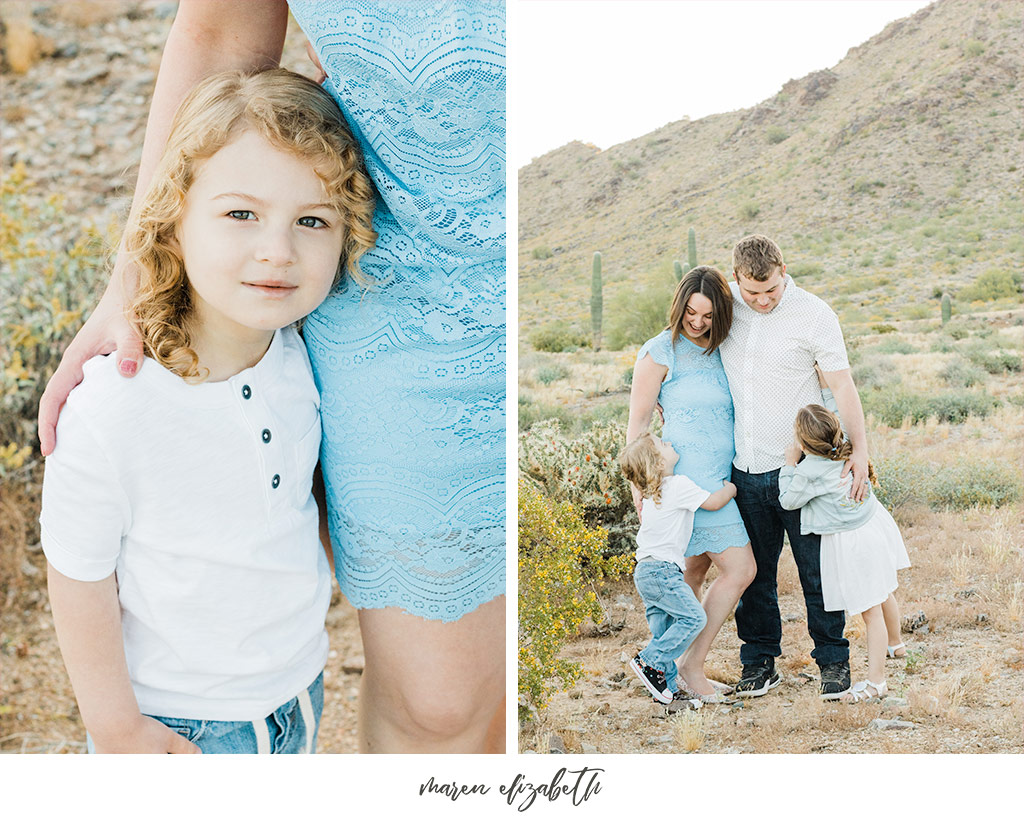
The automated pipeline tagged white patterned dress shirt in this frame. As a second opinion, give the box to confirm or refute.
[719,276,850,473]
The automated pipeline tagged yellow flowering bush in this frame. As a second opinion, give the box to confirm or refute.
[518,479,632,720]
[0,165,109,475]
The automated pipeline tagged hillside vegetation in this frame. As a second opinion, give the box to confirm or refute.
[518,0,1022,340]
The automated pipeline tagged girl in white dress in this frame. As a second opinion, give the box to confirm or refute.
[779,403,910,701]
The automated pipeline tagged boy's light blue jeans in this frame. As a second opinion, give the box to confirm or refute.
[634,560,708,692]
[87,671,324,754]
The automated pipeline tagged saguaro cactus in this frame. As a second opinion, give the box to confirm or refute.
[941,292,952,324]
[687,227,698,270]
[591,251,603,350]
[673,260,683,282]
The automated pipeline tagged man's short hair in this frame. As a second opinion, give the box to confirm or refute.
[732,234,785,281]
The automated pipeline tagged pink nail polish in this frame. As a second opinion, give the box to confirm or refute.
[119,359,137,376]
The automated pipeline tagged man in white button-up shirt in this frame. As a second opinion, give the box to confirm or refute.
[718,235,869,701]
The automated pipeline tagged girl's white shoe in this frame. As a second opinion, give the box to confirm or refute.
[844,679,888,702]
[886,642,906,658]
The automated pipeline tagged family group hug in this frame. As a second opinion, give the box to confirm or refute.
[35,1,505,754]
[620,234,912,707]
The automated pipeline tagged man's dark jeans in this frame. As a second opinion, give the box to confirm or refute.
[732,466,848,667]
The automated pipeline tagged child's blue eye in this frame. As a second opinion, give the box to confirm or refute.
[297,216,327,228]
[227,210,255,220]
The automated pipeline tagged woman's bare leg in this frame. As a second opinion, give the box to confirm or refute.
[678,543,756,696]
[684,553,712,600]
[356,595,505,753]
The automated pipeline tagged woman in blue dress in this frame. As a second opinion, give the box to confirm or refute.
[626,266,755,701]
[39,0,504,753]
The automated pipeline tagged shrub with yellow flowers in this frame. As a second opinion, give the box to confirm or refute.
[0,164,109,476]
[518,479,632,721]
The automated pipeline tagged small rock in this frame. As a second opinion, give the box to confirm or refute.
[975,614,989,624]
[783,613,802,623]
[596,703,611,715]
[609,671,626,683]
[568,690,583,700]
[902,611,928,632]
[882,697,909,708]
[646,735,673,745]
[719,706,732,714]
[548,733,565,754]
[581,743,599,754]
[918,624,931,635]
[66,66,110,86]
[796,672,814,682]
[955,588,977,600]
[340,656,364,674]
[868,718,915,730]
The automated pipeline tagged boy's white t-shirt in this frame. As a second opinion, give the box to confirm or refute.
[635,474,711,571]
[40,326,330,721]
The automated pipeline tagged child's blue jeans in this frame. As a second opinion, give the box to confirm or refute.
[634,560,708,692]
[87,671,324,754]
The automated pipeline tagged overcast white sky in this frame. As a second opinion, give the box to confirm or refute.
[510,0,933,169]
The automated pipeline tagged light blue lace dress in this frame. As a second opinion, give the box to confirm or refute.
[637,331,748,556]
[288,1,505,621]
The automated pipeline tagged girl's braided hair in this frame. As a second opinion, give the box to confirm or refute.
[795,404,877,485]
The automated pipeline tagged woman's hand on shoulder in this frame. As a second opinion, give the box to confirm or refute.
[38,283,143,456]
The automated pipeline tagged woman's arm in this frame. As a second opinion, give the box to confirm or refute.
[37,0,290,455]
[625,354,668,516]
[47,564,199,753]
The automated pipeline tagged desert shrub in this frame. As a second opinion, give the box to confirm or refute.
[766,126,789,144]
[605,281,673,351]
[852,360,900,391]
[531,245,553,260]
[535,363,570,385]
[963,39,986,58]
[925,390,997,423]
[518,480,631,718]
[788,261,824,278]
[962,343,1021,374]
[958,268,1021,302]
[926,461,1022,510]
[518,398,566,431]
[740,202,760,220]
[519,419,635,539]
[873,454,928,510]
[1,166,109,470]
[864,388,995,427]
[529,321,590,353]
[870,338,916,355]
[872,324,898,334]
[939,359,987,388]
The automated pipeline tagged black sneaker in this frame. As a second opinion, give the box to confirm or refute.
[819,660,851,701]
[630,655,672,704]
[734,658,781,697]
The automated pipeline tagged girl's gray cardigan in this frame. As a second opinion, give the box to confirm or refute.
[778,454,878,535]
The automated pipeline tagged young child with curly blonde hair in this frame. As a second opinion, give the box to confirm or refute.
[619,433,737,704]
[41,68,376,753]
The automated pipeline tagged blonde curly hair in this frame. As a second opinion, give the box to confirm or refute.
[124,68,377,381]
[618,433,668,505]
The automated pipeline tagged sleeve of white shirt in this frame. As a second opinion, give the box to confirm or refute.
[663,474,711,512]
[810,305,850,373]
[40,403,130,582]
